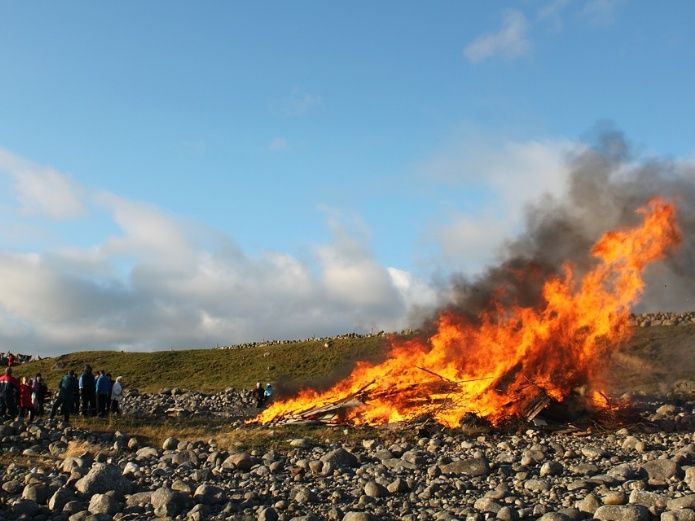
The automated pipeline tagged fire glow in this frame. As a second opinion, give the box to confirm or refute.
[257,198,681,427]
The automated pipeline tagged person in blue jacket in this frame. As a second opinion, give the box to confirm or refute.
[50,370,79,423]
[95,370,110,417]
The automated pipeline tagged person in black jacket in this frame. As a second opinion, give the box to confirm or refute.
[255,381,266,408]
[79,365,96,416]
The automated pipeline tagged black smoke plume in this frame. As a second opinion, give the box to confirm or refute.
[441,129,695,323]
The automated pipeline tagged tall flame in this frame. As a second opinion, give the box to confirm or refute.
[257,198,681,427]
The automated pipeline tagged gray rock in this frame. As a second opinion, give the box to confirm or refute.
[364,480,388,498]
[194,484,224,504]
[320,448,359,468]
[473,497,502,513]
[524,479,550,492]
[289,438,313,449]
[49,487,74,511]
[576,493,601,514]
[440,457,490,477]
[540,461,564,477]
[557,508,583,521]
[135,446,158,460]
[608,464,640,481]
[125,491,154,507]
[603,492,628,506]
[162,437,179,450]
[629,489,668,509]
[537,513,570,521]
[387,478,409,494]
[22,483,50,504]
[11,499,40,518]
[188,503,209,521]
[642,459,682,482]
[2,479,22,494]
[661,510,695,521]
[292,487,318,504]
[150,486,189,517]
[88,493,120,515]
[581,447,608,460]
[342,513,377,521]
[687,467,695,492]
[258,507,279,521]
[122,462,139,476]
[668,496,695,511]
[222,452,257,471]
[75,463,133,496]
[497,506,519,521]
[594,505,651,521]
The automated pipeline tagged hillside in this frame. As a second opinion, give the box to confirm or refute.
[12,324,695,396]
[13,335,388,393]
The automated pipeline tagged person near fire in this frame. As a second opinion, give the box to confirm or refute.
[264,383,273,404]
[255,381,266,408]
[0,367,19,419]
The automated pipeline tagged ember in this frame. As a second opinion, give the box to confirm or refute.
[255,198,681,428]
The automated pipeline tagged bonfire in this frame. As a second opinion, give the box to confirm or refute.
[255,198,681,428]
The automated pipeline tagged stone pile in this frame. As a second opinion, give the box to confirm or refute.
[217,331,398,351]
[0,398,694,521]
[629,312,695,328]
[121,388,258,420]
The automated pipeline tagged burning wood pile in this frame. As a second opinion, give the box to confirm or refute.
[253,198,681,430]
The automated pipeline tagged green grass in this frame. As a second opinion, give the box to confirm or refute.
[12,324,695,399]
[13,335,389,393]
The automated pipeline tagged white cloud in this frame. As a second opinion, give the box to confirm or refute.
[387,267,438,310]
[582,0,626,26]
[421,137,580,272]
[434,214,510,275]
[537,0,573,31]
[464,10,531,63]
[0,149,435,354]
[0,148,86,219]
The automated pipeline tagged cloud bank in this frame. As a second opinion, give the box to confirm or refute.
[0,148,434,355]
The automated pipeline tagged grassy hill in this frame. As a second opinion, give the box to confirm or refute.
[12,324,695,396]
[13,336,388,393]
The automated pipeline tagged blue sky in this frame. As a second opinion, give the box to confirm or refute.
[1,1,694,353]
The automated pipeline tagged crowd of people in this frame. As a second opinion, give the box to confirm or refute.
[1,351,37,367]
[0,368,49,421]
[0,364,124,424]
[49,365,124,423]
[255,381,273,408]
[1,361,276,423]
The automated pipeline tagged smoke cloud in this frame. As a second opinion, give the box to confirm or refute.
[443,129,695,321]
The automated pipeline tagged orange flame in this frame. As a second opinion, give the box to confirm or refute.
[257,198,681,427]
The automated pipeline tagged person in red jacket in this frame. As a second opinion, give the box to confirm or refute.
[7,353,14,367]
[19,376,33,421]
[0,367,19,418]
